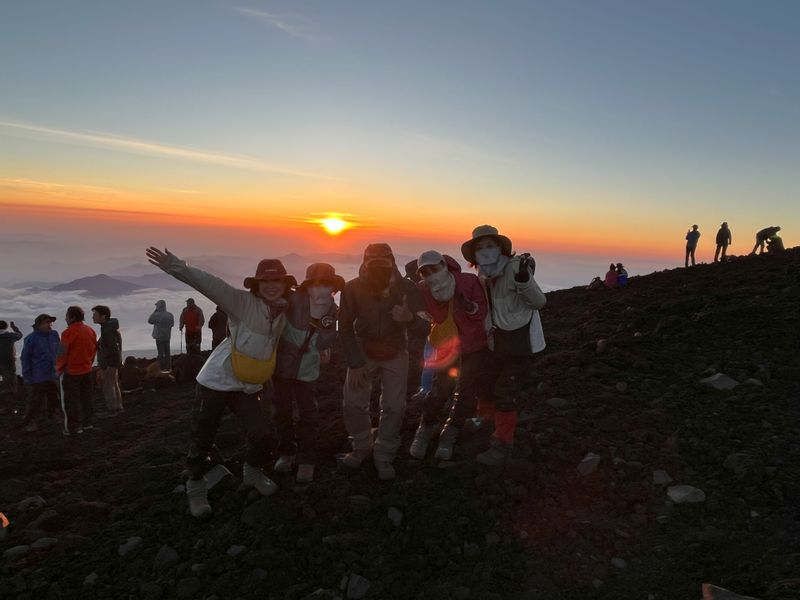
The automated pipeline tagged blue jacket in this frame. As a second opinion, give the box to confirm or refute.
[21,330,60,384]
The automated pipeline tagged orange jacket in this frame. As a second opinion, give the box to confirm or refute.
[56,322,97,375]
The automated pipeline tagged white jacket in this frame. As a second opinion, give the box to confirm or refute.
[482,256,546,332]
[163,255,286,393]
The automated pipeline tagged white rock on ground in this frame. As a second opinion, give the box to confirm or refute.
[577,452,602,475]
[118,536,143,557]
[667,485,706,504]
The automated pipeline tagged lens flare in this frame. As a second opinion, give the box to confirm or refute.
[320,216,349,235]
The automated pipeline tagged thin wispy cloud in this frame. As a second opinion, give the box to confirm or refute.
[0,121,329,179]
[405,131,515,164]
[234,6,316,40]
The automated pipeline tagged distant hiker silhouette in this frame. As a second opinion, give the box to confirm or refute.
[714,222,732,263]
[148,300,174,371]
[616,263,628,287]
[0,319,23,415]
[180,298,205,354]
[685,224,700,267]
[19,315,59,432]
[604,264,618,288]
[751,226,781,255]
[766,233,785,253]
[92,305,123,417]
[208,306,228,349]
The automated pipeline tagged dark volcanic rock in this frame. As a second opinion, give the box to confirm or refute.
[2,249,800,600]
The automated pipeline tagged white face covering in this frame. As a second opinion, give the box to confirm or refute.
[308,285,334,318]
[475,246,501,266]
[425,268,456,302]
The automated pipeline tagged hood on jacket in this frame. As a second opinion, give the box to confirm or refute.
[442,254,462,274]
[155,300,167,311]
[105,318,120,331]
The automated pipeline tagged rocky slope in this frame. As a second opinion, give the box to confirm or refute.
[1,250,799,600]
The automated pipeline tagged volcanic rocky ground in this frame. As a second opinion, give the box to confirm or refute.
[1,250,799,600]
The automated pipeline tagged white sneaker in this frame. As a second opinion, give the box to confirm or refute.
[186,478,212,519]
[242,462,278,496]
[374,459,396,481]
[409,423,438,459]
[274,455,295,473]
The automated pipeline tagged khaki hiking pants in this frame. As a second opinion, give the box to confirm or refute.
[342,350,408,462]
[101,367,123,412]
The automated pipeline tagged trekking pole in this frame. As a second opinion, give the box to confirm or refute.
[180,335,183,355]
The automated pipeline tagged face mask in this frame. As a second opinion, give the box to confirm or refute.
[425,269,455,302]
[475,246,501,266]
[366,266,392,291]
[308,285,334,319]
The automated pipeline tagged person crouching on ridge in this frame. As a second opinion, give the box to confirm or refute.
[273,263,343,483]
[146,247,294,519]
[461,225,547,466]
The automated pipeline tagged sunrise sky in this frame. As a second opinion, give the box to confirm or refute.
[1,1,798,286]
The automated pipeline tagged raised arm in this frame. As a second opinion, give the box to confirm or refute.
[146,247,249,320]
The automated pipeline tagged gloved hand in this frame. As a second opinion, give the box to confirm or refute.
[515,253,535,282]
[455,292,477,315]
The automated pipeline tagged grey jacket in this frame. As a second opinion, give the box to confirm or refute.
[148,300,175,341]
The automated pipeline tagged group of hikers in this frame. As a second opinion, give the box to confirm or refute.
[138,223,546,518]
[148,298,229,370]
[685,223,783,267]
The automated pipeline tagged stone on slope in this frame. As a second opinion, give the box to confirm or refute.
[577,453,602,475]
[153,545,179,569]
[699,373,739,390]
[346,574,370,599]
[118,536,143,557]
[653,470,673,485]
[667,485,706,504]
[701,583,761,599]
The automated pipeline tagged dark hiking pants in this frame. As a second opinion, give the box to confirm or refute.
[23,380,59,426]
[62,372,94,431]
[420,347,492,427]
[273,376,319,464]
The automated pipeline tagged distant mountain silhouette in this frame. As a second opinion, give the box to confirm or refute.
[114,273,192,291]
[49,274,146,297]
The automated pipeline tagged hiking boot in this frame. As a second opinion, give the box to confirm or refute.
[62,427,74,437]
[340,448,372,469]
[476,440,513,466]
[274,455,295,473]
[434,425,459,461]
[24,422,39,433]
[374,459,396,481]
[296,464,315,484]
[242,462,278,496]
[409,423,438,459]
[186,478,212,519]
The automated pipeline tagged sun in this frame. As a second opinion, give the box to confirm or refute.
[319,215,350,235]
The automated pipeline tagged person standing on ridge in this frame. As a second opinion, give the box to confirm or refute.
[92,305,123,417]
[208,306,228,350]
[685,224,701,267]
[461,225,547,466]
[20,315,60,432]
[147,246,293,519]
[148,300,174,371]
[714,222,732,263]
[180,298,205,354]
[751,226,781,255]
[273,263,343,483]
[0,320,23,415]
[338,243,427,481]
[56,306,98,435]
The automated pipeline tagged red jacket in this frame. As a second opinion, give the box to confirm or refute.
[56,322,97,376]
[417,256,488,354]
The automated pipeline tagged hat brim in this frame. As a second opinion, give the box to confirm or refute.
[244,275,297,289]
[461,234,512,264]
[299,275,346,293]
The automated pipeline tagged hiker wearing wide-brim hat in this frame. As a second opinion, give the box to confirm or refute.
[460,225,547,467]
[146,247,293,518]
[461,224,513,265]
[244,259,298,290]
[273,262,342,483]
